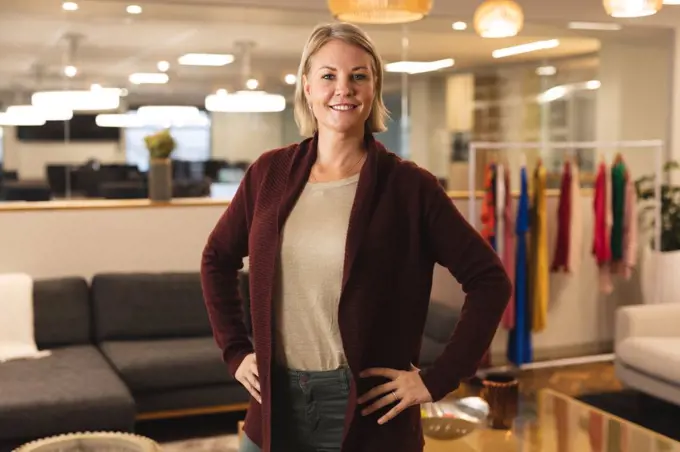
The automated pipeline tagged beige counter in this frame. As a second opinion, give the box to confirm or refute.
[0,189,589,213]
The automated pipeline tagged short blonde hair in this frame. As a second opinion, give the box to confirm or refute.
[294,22,389,137]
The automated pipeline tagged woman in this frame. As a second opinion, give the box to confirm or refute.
[201,22,511,452]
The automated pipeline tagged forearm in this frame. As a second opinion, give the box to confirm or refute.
[421,267,511,400]
[201,238,254,376]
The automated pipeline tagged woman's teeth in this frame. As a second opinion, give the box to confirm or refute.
[330,104,356,111]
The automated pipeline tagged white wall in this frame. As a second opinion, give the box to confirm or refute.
[211,111,286,163]
[596,40,672,179]
[0,192,643,363]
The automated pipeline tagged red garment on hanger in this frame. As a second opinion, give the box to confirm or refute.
[551,162,572,272]
[592,163,611,264]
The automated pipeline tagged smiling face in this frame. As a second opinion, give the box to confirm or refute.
[303,39,376,137]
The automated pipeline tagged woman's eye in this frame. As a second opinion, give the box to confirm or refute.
[322,74,335,80]
[353,73,368,81]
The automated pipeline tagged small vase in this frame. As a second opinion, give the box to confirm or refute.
[481,372,519,429]
[148,158,172,202]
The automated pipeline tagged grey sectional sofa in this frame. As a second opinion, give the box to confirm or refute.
[0,278,136,449]
[0,271,459,448]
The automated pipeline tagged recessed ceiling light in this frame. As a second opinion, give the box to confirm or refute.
[126,5,143,14]
[385,58,454,74]
[536,66,557,76]
[129,73,169,84]
[62,2,78,11]
[246,79,259,90]
[452,21,467,31]
[178,53,234,66]
[284,74,297,85]
[492,39,560,58]
[568,21,622,30]
[157,61,170,72]
[64,65,78,77]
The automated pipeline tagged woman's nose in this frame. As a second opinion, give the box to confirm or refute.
[335,78,353,96]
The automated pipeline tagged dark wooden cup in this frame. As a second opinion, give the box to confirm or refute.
[481,372,519,429]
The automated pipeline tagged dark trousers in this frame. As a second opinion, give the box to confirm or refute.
[239,366,351,452]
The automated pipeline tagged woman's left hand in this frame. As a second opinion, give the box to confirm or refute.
[357,365,433,424]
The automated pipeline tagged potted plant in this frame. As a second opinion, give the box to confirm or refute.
[635,160,680,304]
[144,129,175,202]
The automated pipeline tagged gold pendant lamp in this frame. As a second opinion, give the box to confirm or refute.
[327,0,433,24]
[603,0,662,17]
[473,0,524,38]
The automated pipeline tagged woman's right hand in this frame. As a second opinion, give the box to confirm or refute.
[236,353,261,403]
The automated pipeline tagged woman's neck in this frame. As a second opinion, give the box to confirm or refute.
[315,128,366,169]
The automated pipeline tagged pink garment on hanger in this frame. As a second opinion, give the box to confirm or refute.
[500,167,515,329]
[592,162,613,293]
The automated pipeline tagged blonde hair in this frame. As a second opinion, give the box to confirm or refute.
[294,22,389,137]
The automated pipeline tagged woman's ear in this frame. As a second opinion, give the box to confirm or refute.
[303,74,311,98]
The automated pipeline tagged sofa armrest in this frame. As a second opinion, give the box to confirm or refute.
[615,304,680,347]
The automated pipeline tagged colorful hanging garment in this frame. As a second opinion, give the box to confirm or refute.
[507,164,532,365]
[551,161,573,272]
[569,163,583,273]
[610,159,627,262]
[592,162,613,293]
[500,165,516,330]
[621,175,638,280]
[496,163,506,260]
[480,164,496,246]
[530,162,549,333]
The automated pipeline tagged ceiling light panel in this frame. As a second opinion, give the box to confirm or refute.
[178,53,234,66]
[492,39,560,58]
[385,58,454,74]
[129,73,169,84]
[568,21,622,30]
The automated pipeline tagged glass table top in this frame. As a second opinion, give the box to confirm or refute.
[423,388,680,452]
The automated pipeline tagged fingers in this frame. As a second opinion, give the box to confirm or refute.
[250,360,259,378]
[359,367,400,379]
[378,400,409,425]
[361,390,400,416]
[357,381,398,405]
[242,378,262,404]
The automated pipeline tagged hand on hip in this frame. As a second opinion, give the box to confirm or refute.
[236,353,261,403]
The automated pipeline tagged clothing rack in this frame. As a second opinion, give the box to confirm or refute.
[465,139,664,370]
[466,140,663,258]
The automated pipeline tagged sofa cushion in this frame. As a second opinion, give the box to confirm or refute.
[92,272,212,341]
[0,345,135,440]
[424,301,460,343]
[100,337,234,392]
[33,277,90,348]
[617,337,680,384]
[419,336,447,369]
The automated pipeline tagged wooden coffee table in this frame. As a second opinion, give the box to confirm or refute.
[424,388,680,451]
[14,431,161,452]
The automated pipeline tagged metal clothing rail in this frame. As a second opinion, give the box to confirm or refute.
[466,140,664,257]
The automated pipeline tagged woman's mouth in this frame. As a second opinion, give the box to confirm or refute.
[329,104,358,111]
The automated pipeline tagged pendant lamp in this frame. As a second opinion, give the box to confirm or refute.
[473,0,524,38]
[603,0,662,17]
[327,0,432,24]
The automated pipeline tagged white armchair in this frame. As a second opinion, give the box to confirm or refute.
[614,304,680,406]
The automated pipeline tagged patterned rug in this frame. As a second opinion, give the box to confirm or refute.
[577,390,680,442]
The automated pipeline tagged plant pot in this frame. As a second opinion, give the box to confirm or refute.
[148,158,172,202]
[641,246,680,304]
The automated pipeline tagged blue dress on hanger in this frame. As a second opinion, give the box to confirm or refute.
[507,165,532,365]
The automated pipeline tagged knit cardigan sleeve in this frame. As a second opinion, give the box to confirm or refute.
[418,172,512,401]
[201,159,263,377]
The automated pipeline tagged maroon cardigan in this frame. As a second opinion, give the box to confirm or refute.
[201,134,511,452]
